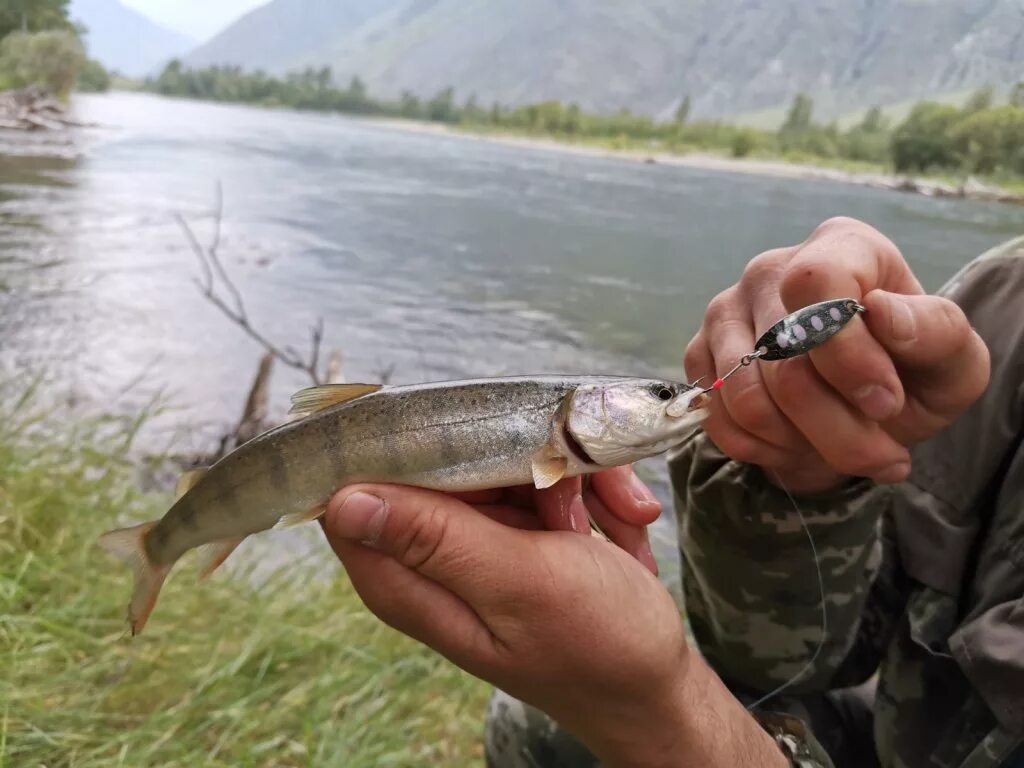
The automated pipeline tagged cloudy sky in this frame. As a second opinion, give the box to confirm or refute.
[121,0,267,41]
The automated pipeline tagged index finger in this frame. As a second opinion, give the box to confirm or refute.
[779,219,921,420]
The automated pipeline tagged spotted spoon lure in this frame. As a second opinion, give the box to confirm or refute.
[702,298,866,392]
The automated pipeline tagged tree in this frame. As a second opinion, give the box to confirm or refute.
[1009,81,1024,109]
[964,85,994,114]
[0,30,86,97]
[950,106,1024,175]
[0,0,71,40]
[427,86,456,122]
[674,95,691,125]
[781,93,814,134]
[891,102,962,172]
[399,90,422,119]
[859,105,886,133]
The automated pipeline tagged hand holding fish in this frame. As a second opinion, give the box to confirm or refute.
[321,478,789,768]
[685,216,990,494]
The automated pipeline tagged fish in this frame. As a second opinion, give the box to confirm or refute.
[99,376,710,634]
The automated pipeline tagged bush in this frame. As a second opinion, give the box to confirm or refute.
[76,58,110,92]
[0,29,86,97]
[891,102,962,172]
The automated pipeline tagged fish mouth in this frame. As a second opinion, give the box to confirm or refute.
[666,390,711,419]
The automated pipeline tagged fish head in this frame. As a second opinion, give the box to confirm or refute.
[565,378,709,466]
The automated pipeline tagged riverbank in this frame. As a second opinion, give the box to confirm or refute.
[367,117,1024,206]
[0,392,488,767]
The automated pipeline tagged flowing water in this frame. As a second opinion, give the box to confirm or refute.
[2,92,1021,570]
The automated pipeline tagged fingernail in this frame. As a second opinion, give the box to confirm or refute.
[568,494,588,534]
[331,491,389,544]
[888,294,917,342]
[628,471,659,506]
[852,384,900,420]
[637,540,659,575]
[875,462,911,485]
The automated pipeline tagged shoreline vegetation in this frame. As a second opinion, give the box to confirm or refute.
[0,387,489,766]
[141,61,1024,206]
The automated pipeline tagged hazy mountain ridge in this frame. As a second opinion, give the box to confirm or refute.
[185,0,1024,118]
[70,0,194,76]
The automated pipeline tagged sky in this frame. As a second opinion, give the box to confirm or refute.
[121,0,267,42]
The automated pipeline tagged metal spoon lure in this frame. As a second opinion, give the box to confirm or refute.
[699,298,867,394]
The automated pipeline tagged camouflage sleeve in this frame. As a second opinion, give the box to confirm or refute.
[669,433,898,695]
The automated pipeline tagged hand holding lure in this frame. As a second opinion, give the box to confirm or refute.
[700,298,867,393]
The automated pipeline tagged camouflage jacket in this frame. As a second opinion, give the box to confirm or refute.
[670,237,1024,768]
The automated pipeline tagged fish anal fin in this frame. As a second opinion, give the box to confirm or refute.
[289,384,382,416]
[97,520,172,636]
[197,536,247,580]
[273,504,327,531]
[531,453,568,489]
[175,468,209,500]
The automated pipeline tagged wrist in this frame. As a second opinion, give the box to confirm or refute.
[581,656,789,768]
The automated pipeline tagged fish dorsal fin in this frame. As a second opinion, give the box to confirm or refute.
[289,384,383,416]
[175,468,209,500]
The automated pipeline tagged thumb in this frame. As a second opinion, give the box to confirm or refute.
[863,289,990,428]
[325,483,532,605]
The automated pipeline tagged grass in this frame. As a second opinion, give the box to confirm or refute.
[0,386,490,767]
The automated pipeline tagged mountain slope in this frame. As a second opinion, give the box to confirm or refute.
[70,0,194,76]
[183,0,1024,118]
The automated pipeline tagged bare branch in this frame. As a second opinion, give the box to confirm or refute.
[177,191,332,385]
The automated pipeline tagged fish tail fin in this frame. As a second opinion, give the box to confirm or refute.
[98,521,172,636]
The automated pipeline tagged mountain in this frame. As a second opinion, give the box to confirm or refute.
[183,0,1024,119]
[70,0,195,77]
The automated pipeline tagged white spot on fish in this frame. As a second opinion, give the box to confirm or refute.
[776,332,790,348]
[830,307,842,322]
[793,324,808,341]
[811,315,824,331]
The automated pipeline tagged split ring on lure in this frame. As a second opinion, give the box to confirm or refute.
[699,298,867,394]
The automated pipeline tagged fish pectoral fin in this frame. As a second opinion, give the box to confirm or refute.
[531,452,568,490]
[197,536,247,580]
[289,384,383,416]
[273,504,327,531]
[175,468,209,500]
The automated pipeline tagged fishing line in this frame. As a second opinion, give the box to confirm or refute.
[744,471,828,712]
[692,298,862,712]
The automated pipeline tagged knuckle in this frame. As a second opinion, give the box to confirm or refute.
[393,502,449,570]
[742,248,790,287]
[812,215,870,239]
[704,289,738,325]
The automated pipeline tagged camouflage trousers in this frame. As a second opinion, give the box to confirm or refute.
[483,681,880,768]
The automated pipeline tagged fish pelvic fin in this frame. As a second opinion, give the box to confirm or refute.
[197,536,247,580]
[273,503,327,531]
[531,453,568,489]
[98,521,172,636]
[289,384,382,416]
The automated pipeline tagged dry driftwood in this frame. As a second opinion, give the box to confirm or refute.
[0,86,84,131]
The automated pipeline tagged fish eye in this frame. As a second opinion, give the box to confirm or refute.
[654,386,674,402]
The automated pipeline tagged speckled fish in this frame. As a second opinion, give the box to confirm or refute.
[99,376,710,634]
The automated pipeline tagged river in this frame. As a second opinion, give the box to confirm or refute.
[1,92,1021,570]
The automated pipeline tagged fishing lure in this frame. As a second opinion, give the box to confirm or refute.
[702,298,866,393]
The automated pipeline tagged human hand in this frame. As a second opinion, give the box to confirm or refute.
[685,217,990,494]
[321,476,785,767]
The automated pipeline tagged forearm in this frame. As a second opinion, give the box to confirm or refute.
[582,655,790,768]
[670,432,888,693]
